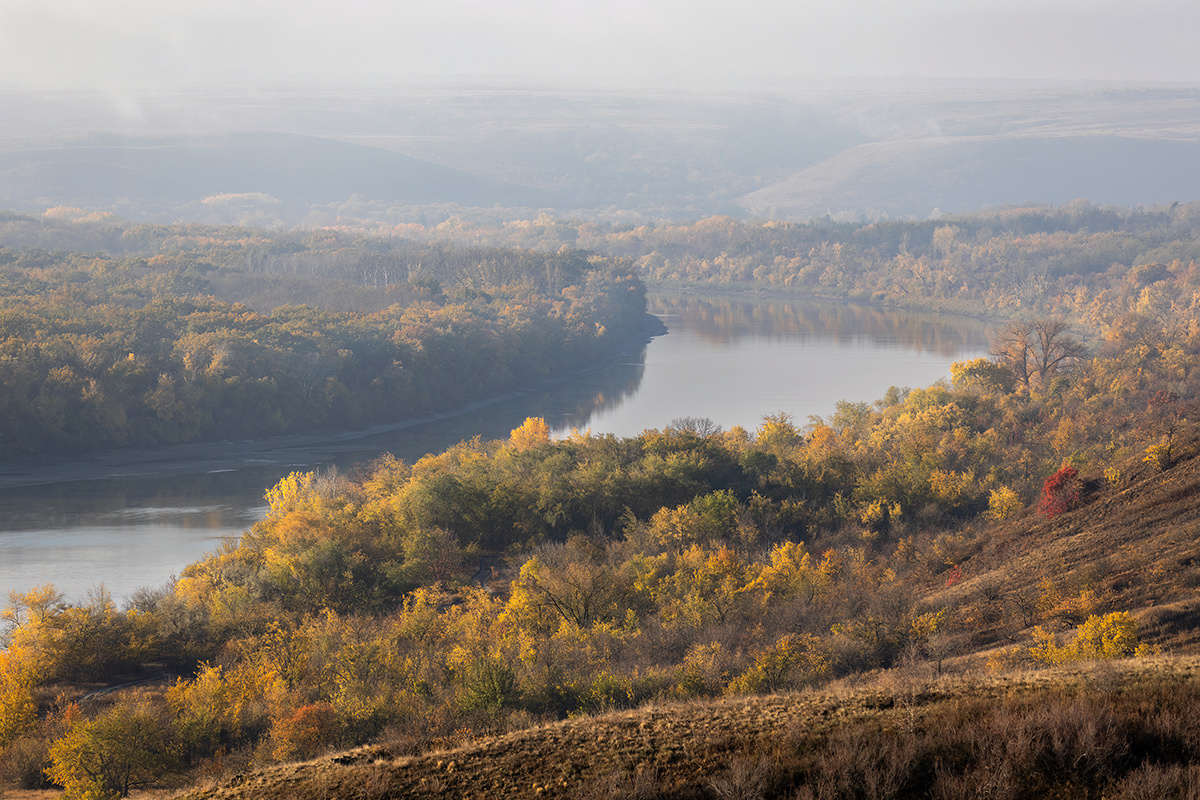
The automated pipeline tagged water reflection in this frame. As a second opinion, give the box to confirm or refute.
[652,295,993,355]
[0,339,651,603]
[0,471,267,532]
[556,293,993,439]
[327,345,646,468]
[0,293,991,603]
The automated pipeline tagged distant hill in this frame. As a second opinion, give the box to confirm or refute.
[4,84,1200,221]
[738,135,1200,220]
[0,132,549,210]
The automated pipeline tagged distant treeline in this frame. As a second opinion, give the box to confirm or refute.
[308,201,1200,322]
[13,201,1200,323]
[0,218,649,458]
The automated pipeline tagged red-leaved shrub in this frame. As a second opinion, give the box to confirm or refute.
[1039,465,1080,518]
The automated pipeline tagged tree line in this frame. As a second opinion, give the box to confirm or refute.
[0,229,648,458]
[316,201,1200,323]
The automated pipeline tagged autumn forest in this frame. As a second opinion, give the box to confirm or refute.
[4,201,1200,798]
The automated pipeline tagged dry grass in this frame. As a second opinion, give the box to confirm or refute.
[922,428,1200,652]
[1,792,174,800]
[170,656,1200,800]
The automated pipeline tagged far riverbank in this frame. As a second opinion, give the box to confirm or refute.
[0,313,665,491]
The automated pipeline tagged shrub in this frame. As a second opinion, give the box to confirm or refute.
[1039,465,1080,518]
[1030,611,1143,665]
[269,703,339,763]
[45,698,180,799]
[985,486,1022,520]
[727,634,829,695]
[1072,611,1141,659]
[675,642,731,699]
[457,657,519,714]
[577,671,634,715]
[0,732,54,789]
[1143,438,1174,471]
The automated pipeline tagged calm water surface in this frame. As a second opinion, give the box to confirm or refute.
[0,294,992,603]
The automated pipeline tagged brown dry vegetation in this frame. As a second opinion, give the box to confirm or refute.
[927,424,1200,655]
[173,657,1200,800]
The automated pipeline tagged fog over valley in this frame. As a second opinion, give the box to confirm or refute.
[3,0,1200,222]
[4,83,1200,223]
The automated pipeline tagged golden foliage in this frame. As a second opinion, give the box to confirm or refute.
[265,471,319,519]
[0,651,38,747]
[726,634,829,695]
[1030,612,1144,665]
[985,486,1023,520]
[508,417,551,452]
[46,697,178,799]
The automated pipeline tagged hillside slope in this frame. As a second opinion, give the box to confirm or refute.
[173,430,1200,800]
[175,657,1200,800]
[738,135,1200,220]
[0,132,549,211]
[928,424,1200,655]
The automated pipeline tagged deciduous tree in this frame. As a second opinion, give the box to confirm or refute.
[46,698,179,799]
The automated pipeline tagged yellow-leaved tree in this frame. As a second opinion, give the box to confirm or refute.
[0,650,37,747]
[1030,611,1147,664]
[264,471,318,519]
[46,696,180,799]
[508,417,550,452]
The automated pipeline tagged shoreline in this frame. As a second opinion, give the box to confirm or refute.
[643,281,1013,326]
[0,313,667,491]
[0,287,998,492]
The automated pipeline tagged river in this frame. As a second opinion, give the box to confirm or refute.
[0,293,992,604]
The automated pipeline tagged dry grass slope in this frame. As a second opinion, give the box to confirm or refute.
[174,657,1200,800]
[930,424,1200,654]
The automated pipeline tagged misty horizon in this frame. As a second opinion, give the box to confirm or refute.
[3,0,1200,94]
[3,1,1200,223]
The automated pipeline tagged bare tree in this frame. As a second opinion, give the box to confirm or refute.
[1030,318,1087,383]
[990,318,1085,390]
[667,416,723,437]
[990,321,1034,389]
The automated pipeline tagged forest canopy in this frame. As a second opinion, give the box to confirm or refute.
[0,218,650,458]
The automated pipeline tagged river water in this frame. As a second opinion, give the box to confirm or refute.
[0,293,992,603]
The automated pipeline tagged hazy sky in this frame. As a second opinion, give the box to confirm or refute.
[1,0,1198,90]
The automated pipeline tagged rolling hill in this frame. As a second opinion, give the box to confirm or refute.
[737,135,1200,220]
[174,657,1200,799]
[0,132,550,211]
[5,84,1200,221]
